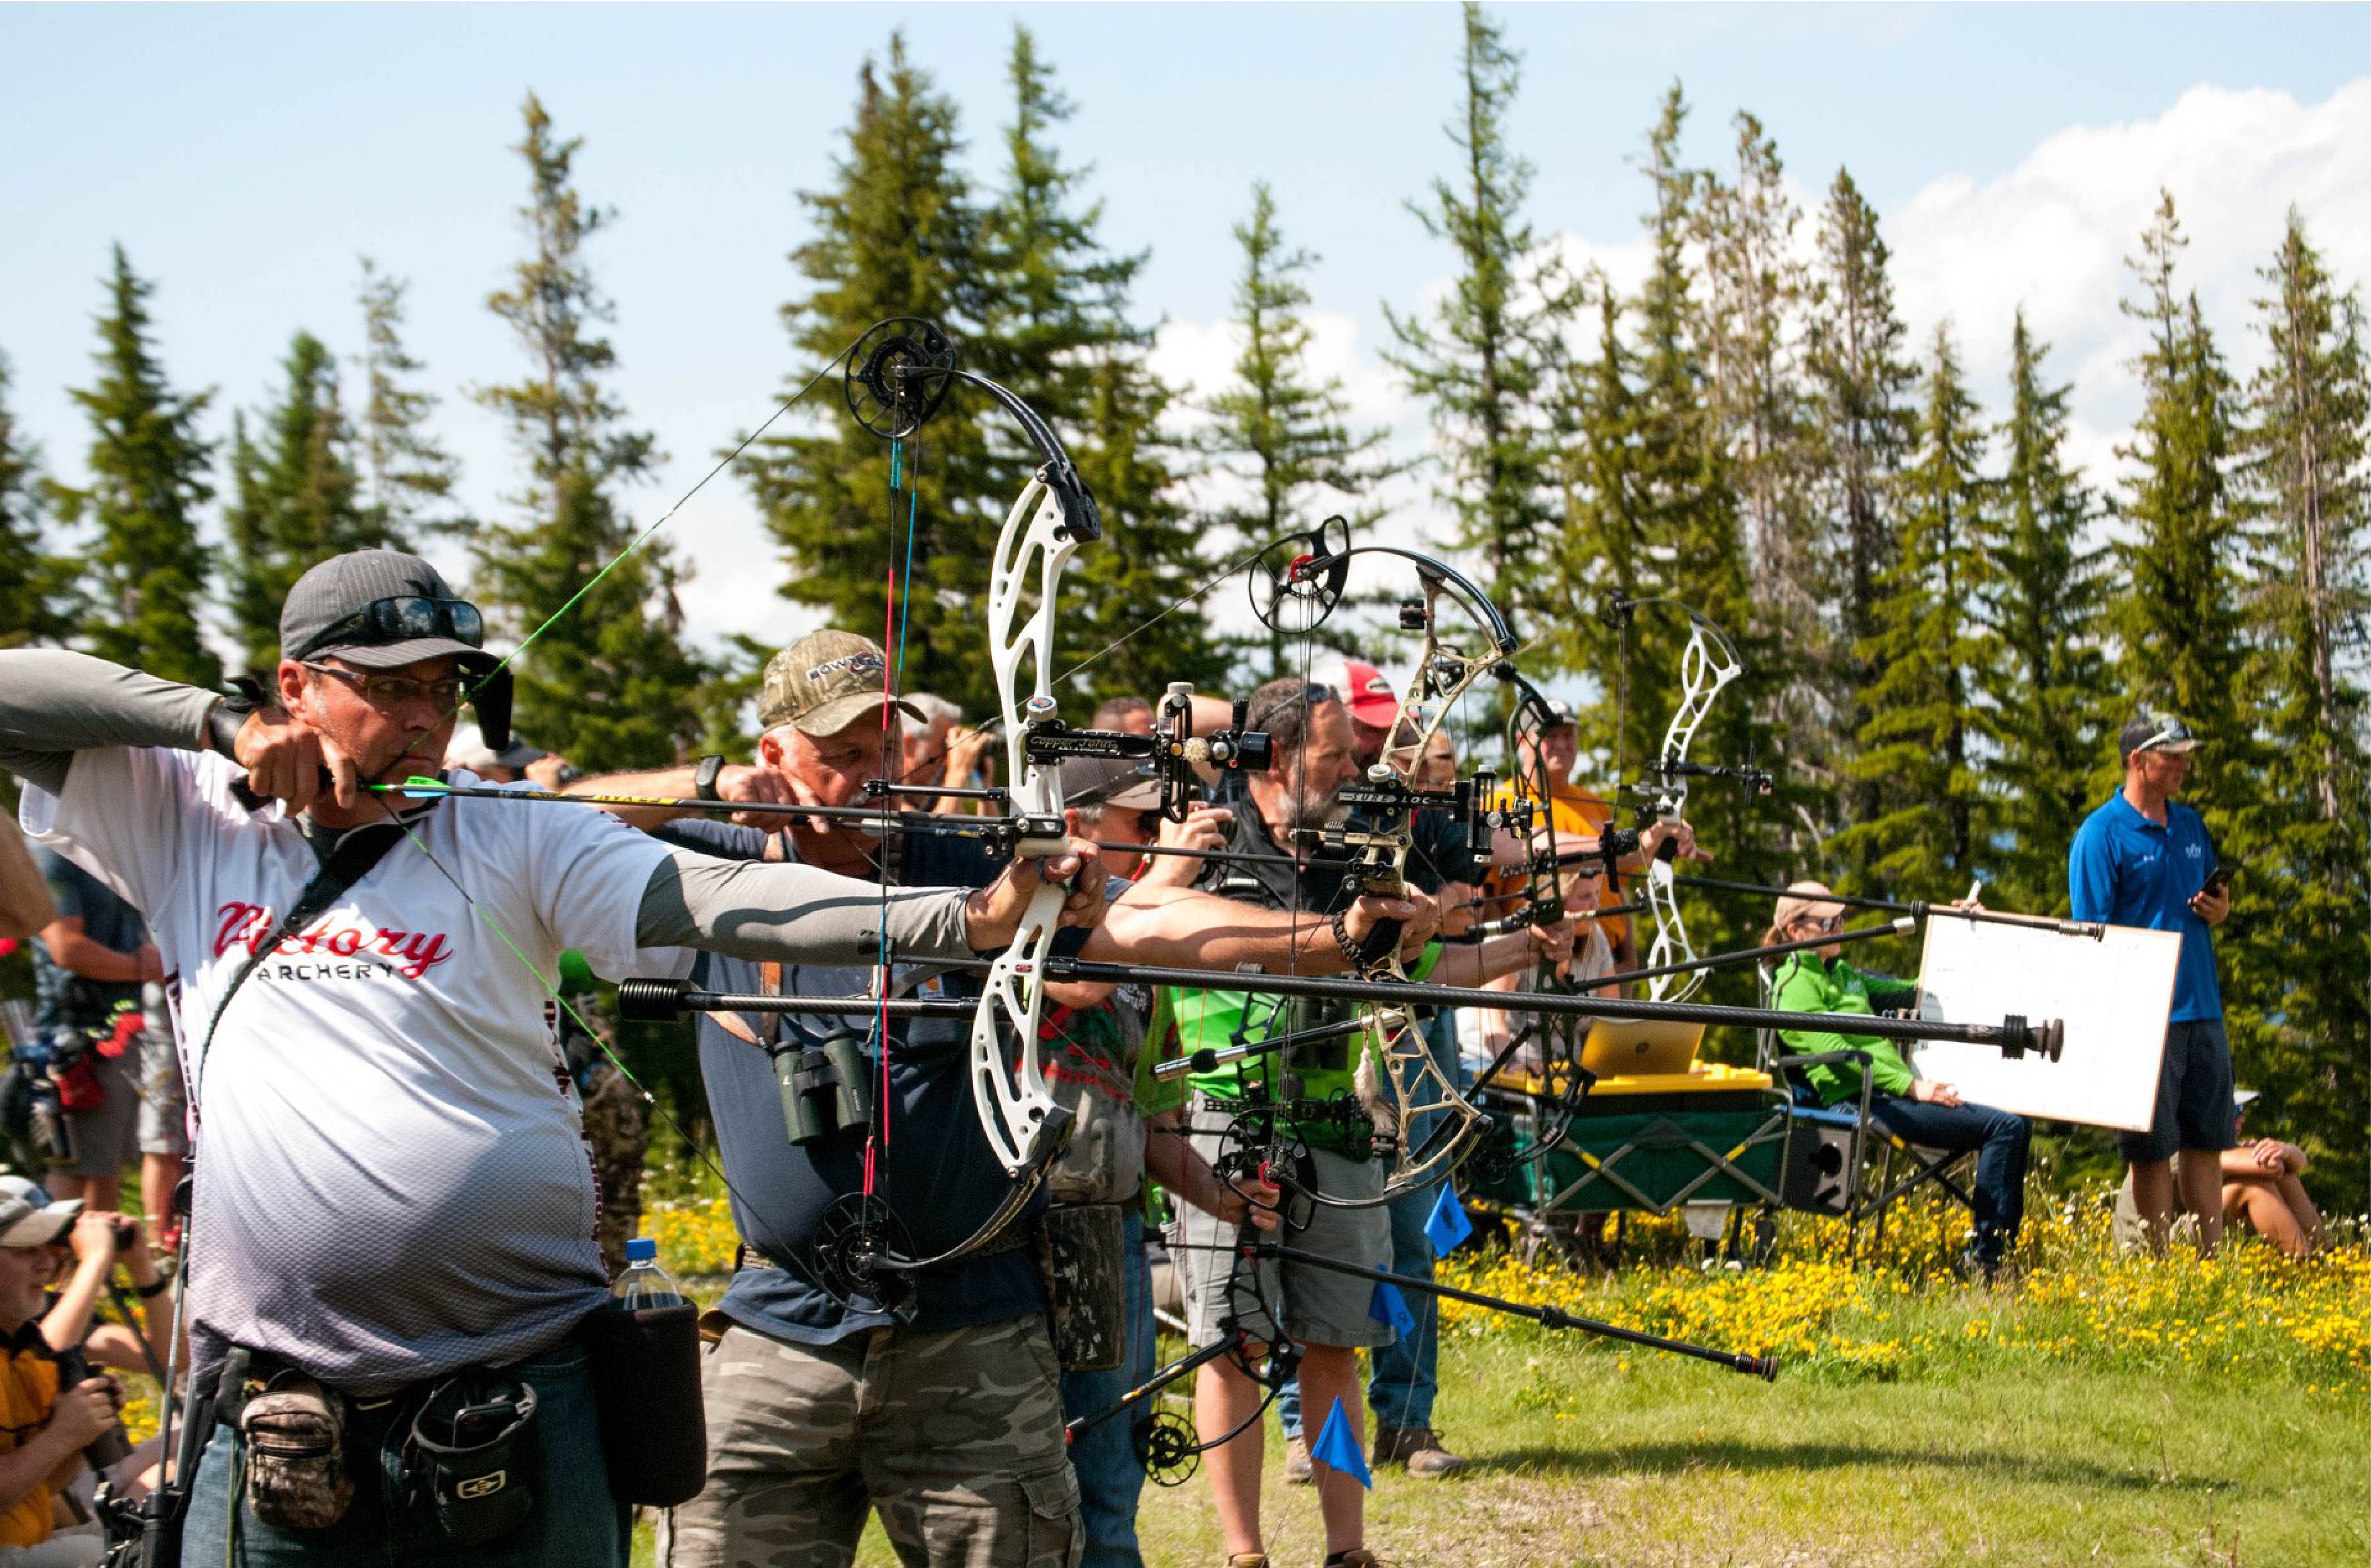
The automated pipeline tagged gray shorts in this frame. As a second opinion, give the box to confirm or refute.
[55,1050,139,1180]
[137,1019,187,1158]
[2118,1017,2238,1163]
[1171,1102,1393,1352]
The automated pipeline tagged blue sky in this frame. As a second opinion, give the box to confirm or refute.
[4,3,2367,651]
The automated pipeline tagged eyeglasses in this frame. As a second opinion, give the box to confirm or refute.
[1794,915,1847,935]
[305,663,470,712]
[295,596,483,660]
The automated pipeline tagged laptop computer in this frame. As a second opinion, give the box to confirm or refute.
[1578,1016,1706,1078]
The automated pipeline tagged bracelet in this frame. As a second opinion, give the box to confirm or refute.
[133,1277,171,1299]
[1327,908,1363,970]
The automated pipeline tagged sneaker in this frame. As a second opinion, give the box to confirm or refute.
[1372,1424,1466,1477]
[1284,1433,1314,1485]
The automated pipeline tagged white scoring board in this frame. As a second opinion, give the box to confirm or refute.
[1908,917,2181,1131]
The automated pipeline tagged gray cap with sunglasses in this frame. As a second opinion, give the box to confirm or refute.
[2117,714,2204,763]
[281,550,498,675]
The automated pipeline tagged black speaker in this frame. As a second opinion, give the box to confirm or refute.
[1782,1122,1856,1214]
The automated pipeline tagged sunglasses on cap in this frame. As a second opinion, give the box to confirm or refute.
[295,596,484,659]
[2132,719,2197,752]
[1249,683,1336,728]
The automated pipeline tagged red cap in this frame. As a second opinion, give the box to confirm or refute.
[1321,659,1399,725]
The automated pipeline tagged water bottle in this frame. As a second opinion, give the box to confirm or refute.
[611,1237,684,1309]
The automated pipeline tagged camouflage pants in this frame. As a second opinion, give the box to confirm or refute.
[664,1313,1080,1568]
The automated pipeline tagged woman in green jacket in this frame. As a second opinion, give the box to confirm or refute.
[1769,882,2031,1275]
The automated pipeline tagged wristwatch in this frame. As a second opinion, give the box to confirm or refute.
[693,754,726,803]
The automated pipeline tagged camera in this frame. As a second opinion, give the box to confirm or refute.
[108,1217,138,1253]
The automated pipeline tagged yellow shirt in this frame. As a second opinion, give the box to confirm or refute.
[1489,779,1631,951]
[0,1322,62,1548]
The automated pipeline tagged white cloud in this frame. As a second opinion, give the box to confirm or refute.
[1888,79,2371,489]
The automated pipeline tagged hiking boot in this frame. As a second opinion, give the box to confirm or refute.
[1373,1424,1465,1477]
[1284,1433,1314,1484]
[1224,1557,1270,1568]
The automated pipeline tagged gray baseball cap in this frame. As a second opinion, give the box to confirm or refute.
[2119,714,2203,761]
[758,630,925,736]
[0,1175,79,1248]
[1059,755,1163,811]
[280,549,497,674]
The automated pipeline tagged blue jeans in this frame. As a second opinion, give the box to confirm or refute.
[1280,1009,1461,1440]
[1058,1211,1153,1568]
[1867,1093,2032,1263]
[183,1338,624,1567]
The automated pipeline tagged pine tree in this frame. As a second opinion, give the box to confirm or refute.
[355,257,463,542]
[974,28,1225,710]
[1977,312,2109,914]
[1383,2,1573,632]
[1834,323,1990,894]
[2232,209,2370,1206]
[0,354,73,649]
[473,93,706,770]
[2111,192,2248,819]
[742,37,1004,714]
[222,332,371,672]
[1805,169,1919,837]
[54,247,218,689]
[1201,181,1403,678]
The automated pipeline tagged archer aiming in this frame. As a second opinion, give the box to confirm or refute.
[572,630,1428,1567]
[0,549,1107,1567]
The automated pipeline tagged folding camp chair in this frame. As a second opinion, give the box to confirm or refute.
[1756,963,1977,1259]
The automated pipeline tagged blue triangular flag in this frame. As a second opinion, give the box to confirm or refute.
[1368,1280,1417,1335]
[1424,1184,1473,1257]
[1310,1396,1372,1489]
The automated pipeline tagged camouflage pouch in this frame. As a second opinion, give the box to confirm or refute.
[238,1374,354,1532]
[1040,1202,1127,1373]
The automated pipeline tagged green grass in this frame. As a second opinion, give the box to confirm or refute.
[629,1317,2363,1567]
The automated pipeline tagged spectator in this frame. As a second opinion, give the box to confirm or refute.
[0,1180,121,1568]
[2070,715,2234,1257]
[1312,658,1400,770]
[29,849,154,1214]
[1769,882,2032,1277]
[0,820,52,944]
[444,722,572,790]
[1414,731,1458,790]
[2113,1091,2327,1258]
[898,692,998,814]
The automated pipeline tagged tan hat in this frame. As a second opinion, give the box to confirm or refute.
[758,631,925,736]
[1770,880,1846,933]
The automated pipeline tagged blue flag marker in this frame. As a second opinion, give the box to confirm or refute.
[1369,1280,1417,1335]
[1424,1184,1473,1257]
[1311,1397,1373,1489]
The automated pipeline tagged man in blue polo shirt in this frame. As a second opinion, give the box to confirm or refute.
[2069,715,2234,1256]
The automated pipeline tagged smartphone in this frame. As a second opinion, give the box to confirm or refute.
[2199,867,2231,901]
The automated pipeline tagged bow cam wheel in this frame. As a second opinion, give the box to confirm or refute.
[811,1192,918,1316]
[1247,514,1352,634]
[845,318,956,440]
[1133,1411,1201,1487]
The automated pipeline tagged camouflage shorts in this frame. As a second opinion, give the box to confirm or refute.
[663,1313,1079,1568]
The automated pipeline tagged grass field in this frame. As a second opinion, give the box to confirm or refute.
[630,1188,2368,1565]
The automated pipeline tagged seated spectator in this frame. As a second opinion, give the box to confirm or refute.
[1769,882,2032,1277]
[0,1182,123,1568]
[2113,1091,2326,1258]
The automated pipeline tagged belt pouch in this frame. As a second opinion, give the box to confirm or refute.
[580,1300,707,1506]
[405,1371,540,1546]
[238,1370,354,1532]
[1041,1202,1127,1372]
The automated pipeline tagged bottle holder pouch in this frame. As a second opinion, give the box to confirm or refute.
[238,1372,355,1532]
[580,1300,706,1507]
[403,1371,539,1547]
[1041,1202,1127,1372]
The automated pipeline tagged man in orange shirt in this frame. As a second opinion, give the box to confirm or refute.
[1487,695,1633,968]
[0,1184,122,1567]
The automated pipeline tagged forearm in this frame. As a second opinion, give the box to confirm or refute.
[565,765,705,829]
[1088,886,1348,973]
[1429,931,1535,988]
[0,821,55,939]
[0,1425,76,1514]
[0,650,221,794]
[41,1262,107,1350]
[1144,1111,1231,1218]
[39,929,144,983]
[634,849,974,963]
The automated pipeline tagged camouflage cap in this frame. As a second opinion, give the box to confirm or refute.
[758,630,925,736]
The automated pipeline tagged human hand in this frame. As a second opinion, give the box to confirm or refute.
[134,944,165,984]
[2250,1138,2286,1171]
[716,763,802,827]
[1642,817,1709,865]
[1220,1171,1284,1233]
[1435,880,1478,940]
[68,1212,121,1266]
[1338,892,1420,961]
[1137,805,1232,888]
[522,755,572,792]
[1528,915,1577,966]
[2189,883,2231,924]
[52,1376,121,1448]
[1912,1079,1962,1107]
[233,705,352,814]
[943,726,998,786]
[966,837,1105,948]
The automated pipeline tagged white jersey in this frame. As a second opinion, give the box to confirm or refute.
[21,746,688,1391]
